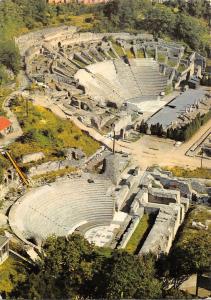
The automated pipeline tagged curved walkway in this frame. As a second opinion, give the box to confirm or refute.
[0,72,31,147]
[31,95,132,154]
[3,86,210,171]
[31,95,211,170]
[0,91,23,147]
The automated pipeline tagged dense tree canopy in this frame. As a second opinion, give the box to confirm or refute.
[0,40,21,75]
[165,0,210,19]
[7,227,210,299]
[168,231,211,287]
[12,235,163,299]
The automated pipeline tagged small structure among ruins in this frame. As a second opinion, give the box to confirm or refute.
[0,116,12,137]
[147,89,209,133]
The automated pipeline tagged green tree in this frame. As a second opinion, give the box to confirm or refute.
[143,6,176,38]
[168,231,211,287]
[102,252,162,299]
[15,235,98,299]
[0,65,9,85]
[0,40,21,75]
[103,0,139,30]
[139,120,148,134]
[13,236,163,299]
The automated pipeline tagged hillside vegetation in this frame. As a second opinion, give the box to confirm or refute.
[0,0,210,89]
[164,167,211,180]
[0,0,210,91]
[9,97,100,160]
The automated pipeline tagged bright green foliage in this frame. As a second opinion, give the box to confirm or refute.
[144,6,176,38]
[157,207,211,288]
[178,64,187,73]
[157,53,166,63]
[165,0,210,19]
[125,214,152,254]
[103,0,140,31]
[169,232,211,285]
[112,42,124,56]
[0,65,9,85]
[0,257,26,296]
[164,84,173,95]
[14,235,97,299]
[0,155,10,184]
[164,167,211,180]
[0,0,210,60]
[139,5,210,55]
[9,97,100,160]
[103,252,162,299]
[0,40,21,75]
[136,49,145,58]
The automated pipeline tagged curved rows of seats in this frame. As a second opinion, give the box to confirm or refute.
[9,177,115,242]
[74,57,167,105]
[26,33,171,107]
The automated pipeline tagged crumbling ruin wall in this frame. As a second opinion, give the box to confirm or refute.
[148,187,180,205]
[139,203,182,255]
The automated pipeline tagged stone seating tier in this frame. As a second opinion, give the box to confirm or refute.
[9,177,115,242]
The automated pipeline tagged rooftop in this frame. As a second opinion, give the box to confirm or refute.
[147,89,205,129]
[0,117,11,131]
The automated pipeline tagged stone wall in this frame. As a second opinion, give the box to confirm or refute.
[117,212,144,249]
[148,187,180,205]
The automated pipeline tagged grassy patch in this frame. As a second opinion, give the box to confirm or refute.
[178,64,187,73]
[48,14,95,30]
[0,87,13,116]
[125,49,134,59]
[175,206,211,246]
[0,257,26,294]
[168,59,177,68]
[146,49,155,58]
[164,84,173,95]
[9,97,100,161]
[136,49,145,58]
[164,167,211,180]
[112,42,124,56]
[32,166,77,182]
[157,53,166,63]
[183,51,192,60]
[96,246,113,258]
[125,214,152,254]
[108,49,116,59]
[206,58,211,67]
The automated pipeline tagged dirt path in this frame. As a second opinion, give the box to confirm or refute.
[19,94,211,171]
[131,120,211,170]
[0,91,23,147]
[32,97,132,154]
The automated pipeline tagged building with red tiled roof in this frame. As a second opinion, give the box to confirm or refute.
[0,116,12,136]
